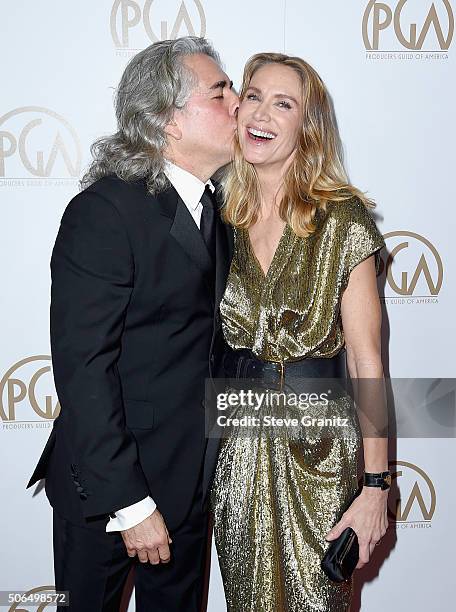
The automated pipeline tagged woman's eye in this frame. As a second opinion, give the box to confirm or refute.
[278,100,292,109]
[246,93,259,101]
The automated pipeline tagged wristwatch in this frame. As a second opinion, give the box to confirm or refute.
[364,471,391,490]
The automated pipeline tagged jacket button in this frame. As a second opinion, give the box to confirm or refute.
[79,492,88,500]
[76,486,84,493]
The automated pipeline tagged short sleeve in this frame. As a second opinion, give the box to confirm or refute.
[339,197,385,285]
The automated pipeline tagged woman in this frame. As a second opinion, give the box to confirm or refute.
[211,53,389,611]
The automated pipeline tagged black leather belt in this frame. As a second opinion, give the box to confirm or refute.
[222,348,348,393]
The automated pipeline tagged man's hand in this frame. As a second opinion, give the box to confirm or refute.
[121,509,172,564]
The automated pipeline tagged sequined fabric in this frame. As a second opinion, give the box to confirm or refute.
[211,197,385,611]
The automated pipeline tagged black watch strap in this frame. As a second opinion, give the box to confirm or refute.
[364,471,391,490]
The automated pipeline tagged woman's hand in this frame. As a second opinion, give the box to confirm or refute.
[324,487,389,569]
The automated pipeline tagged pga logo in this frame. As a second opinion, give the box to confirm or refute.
[0,106,81,179]
[110,0,206,49]
[0,356,60,422]
[362,0,454,50]
[379,231,443,297]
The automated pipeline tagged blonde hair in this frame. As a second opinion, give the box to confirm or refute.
[222,53,374,236]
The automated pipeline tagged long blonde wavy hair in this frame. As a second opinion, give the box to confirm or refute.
[222,53,374,236]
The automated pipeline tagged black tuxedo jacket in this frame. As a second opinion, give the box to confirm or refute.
[26,174,232,530]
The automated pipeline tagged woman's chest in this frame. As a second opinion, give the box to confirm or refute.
[224,223,344,316]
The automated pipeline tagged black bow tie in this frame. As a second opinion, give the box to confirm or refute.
[200,185,217,261]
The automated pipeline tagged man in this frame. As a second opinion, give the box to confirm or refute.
[26,36,239,611]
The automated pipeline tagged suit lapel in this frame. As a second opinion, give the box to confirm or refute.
[157,185,213,279]
[155,183,178,219]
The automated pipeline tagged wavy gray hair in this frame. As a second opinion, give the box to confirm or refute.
[80,37,221,194]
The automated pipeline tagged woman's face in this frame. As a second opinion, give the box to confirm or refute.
[237,63,303,174]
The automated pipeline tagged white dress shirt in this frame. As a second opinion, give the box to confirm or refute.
[106,162,213,533]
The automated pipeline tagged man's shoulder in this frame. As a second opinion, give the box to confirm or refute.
[61,175,155,229]
[64,174,178,230]
[70,174,163,219]
[84,174,149,205]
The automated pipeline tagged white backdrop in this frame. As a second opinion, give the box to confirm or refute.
[1,1,454,610]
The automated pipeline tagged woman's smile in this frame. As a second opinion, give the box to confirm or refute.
[245,125,278,143]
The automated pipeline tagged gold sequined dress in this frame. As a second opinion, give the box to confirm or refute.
[211,196,385,612]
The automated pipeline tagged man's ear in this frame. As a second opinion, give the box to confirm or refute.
[164,117,182,141]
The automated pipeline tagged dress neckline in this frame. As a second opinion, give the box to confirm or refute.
[243,223,291,280]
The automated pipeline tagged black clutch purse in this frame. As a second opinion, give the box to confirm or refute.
[321,526,359,582]
[321,489,360,582]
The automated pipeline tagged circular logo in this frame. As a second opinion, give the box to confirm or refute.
[362,0,454,51]
[0,107,81,178]
[379,231,443,297]
[388,460,436,522]
[110,0,206,49]
[0,356,60,422]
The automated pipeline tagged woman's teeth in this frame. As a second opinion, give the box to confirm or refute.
[247,127,276,141]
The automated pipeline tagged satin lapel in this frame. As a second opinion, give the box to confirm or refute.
[157,186,213,277]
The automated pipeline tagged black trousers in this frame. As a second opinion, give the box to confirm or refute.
[52,481,209,612]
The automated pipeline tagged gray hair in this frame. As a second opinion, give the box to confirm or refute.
[80,36,221,194]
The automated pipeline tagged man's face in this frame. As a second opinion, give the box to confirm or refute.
[171,53,239,179]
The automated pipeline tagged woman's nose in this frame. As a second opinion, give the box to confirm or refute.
[252,102,270,122]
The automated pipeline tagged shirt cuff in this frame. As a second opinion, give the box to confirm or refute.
[105,496,157,533]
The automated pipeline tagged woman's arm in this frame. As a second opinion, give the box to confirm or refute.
[325,254,389,569]
[341,253,388,472]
